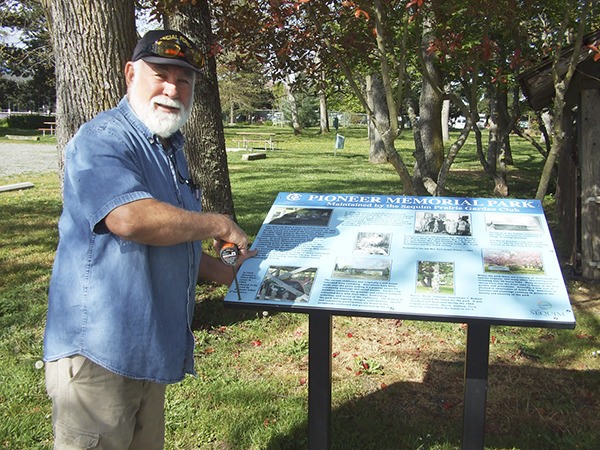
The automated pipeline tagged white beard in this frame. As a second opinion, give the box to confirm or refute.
[128,82,192,138]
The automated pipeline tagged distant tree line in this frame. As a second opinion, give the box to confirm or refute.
[3,0,599,202]
[0,0,54,112]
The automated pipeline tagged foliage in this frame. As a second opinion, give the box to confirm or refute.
[279,87,319,128]
[217,53,275,123]
[8,0,600,199]
[201,0,600,198]
[0,0,55,111]
[4,113,52,129]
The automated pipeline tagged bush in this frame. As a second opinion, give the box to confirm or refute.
[6,114,52,130]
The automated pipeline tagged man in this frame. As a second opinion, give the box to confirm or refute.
[43,30,255,449]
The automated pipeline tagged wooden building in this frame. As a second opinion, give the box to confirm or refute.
[518,30,600,279]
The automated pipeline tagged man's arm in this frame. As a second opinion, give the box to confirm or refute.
[103,198,251,256]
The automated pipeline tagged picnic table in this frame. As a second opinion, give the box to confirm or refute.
[234,132,278,151]
[38,121,56,136]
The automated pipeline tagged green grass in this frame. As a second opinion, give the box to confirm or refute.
[1,125,599,449]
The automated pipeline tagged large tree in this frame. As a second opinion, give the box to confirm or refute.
[164,0,237,216]
[39,0,137,176]
[39,0,237,216]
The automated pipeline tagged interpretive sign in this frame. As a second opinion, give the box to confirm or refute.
[225,192,575,329]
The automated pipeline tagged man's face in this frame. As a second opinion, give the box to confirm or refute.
[125,60,195,138]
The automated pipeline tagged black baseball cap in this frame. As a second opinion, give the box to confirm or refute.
[132,30,204,73]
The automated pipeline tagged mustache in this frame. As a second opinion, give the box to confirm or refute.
[151,96,184,111]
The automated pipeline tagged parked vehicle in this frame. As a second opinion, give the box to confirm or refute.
[452,116,467,129]
[476,114,487,129]
[518,116,530,129]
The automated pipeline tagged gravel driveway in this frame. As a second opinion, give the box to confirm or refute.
[0,142,60,177]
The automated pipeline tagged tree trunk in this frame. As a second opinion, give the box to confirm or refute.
[486,105,498,171]
[414,18,444,195]
[40,0,136,183]
[284,78,302,135]
[496,85,513,165]
[441,99,450,142]
[318,71,329,134]
[536,87,566,200]
[486,94,507,196]
[366,74,388,164]
[167,2,235,216]
[540,111,552,146]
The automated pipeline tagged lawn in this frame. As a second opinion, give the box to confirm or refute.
[1,125,599,449]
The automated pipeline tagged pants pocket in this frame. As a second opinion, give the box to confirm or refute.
[55,421,100,449]
[46,355,88,399]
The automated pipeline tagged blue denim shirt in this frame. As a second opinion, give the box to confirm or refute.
[43,97,202,383]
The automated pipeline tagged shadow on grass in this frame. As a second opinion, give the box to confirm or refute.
[191,280,600,449]
[192,291,258,329]
[265,359,600,450]
[0,195,61,333]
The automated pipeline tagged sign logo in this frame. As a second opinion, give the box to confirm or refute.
[537,301,552,310]
[286,193,302,202]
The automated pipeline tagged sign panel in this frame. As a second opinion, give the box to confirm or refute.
[225,192,575,328]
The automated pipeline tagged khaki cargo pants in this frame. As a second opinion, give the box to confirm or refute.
[45,355,166,450]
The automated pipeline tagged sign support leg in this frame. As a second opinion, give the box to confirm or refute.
[462,322,490,450]
[308,312,333,450]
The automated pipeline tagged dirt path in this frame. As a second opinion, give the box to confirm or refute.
[0,142,59,177]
